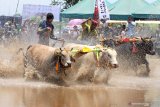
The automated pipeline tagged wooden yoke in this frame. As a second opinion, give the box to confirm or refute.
[71,46,105,67]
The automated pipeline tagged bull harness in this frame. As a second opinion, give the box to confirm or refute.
[71,46,109,67]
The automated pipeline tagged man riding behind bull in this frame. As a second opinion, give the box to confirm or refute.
[37,13,62,46]
[126,16,136,37]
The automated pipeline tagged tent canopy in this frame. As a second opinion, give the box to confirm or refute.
[61,0,160,20]
[133,0,160,19]
[61,0,111,19]
[110,0,150,20]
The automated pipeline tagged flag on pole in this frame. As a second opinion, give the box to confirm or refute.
[93,0,99,21]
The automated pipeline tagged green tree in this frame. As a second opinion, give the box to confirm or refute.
[65,0,80,6]
[51,0,81,9]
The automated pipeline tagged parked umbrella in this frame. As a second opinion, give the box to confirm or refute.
[68,19,86,26]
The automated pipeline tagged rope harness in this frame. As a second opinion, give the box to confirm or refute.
[55,56,60,74]
[70,46,109,67]
[54,46,110,75]
[54,55,66,74]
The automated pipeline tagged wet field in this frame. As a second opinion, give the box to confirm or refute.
[0,79,146,107]
[0,42,159,107]
[0,78,160,107]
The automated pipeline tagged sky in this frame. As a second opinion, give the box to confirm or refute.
[0,0,157,16]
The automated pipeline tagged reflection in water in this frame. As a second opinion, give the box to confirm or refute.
[145,88,160,107]
[0,84,146,107]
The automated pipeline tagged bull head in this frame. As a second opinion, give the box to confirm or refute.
[141,37,146,42]
[54,48,61,55]
[141,37,156,55]
[142,36,154,42]
[55,48,76,67]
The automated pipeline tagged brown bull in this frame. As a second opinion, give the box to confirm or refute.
[24,44,75,82]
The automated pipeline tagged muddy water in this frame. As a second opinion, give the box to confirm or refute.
[0,43,159,107]
[0,81,147,107]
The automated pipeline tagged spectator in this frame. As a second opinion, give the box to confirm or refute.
[120,25,126,38]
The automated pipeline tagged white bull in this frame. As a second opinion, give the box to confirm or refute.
[24,44,75,82]
[64,43,118,83]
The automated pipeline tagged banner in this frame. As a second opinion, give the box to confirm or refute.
[97,0,110,20]
[22,4,61,21]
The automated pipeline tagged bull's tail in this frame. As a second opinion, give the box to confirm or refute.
[16,47,27,67]
[17,46,32,78]
[27,45,32,50]
[16,48,23,54]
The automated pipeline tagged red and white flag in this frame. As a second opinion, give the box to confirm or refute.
[93,0,99,21]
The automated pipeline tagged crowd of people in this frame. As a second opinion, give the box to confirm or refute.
[0,14,160,48]
[0,19,21,45]
[98,16,159,39]
[60,16,160,46]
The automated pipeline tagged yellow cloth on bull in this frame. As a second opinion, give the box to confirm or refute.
[81,46,92,53]
[71,45,103,53]
[71,46,94,53]
[71,46,102,64]
[81,46,104,53]
[83,46,101,62]
[81,46,101,63]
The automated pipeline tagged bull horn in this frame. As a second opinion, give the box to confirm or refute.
[71,48,74,51]
[141,37,146,42]
[55,49,61,55]
[145,39,150,41]
[60,48,63,51]
[27,45,32,50]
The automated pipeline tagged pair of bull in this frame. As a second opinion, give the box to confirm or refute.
[22,37,155,83]
[23,43,118,83]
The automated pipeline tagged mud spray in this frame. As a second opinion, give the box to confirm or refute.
[0,39,160,107]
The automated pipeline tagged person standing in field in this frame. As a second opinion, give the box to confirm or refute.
[37,13,57,46]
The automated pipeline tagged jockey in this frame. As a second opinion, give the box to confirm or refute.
[37,13,56,46]
[80,18,98,40]
[126,16,136,37]
[37,13,64,46]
